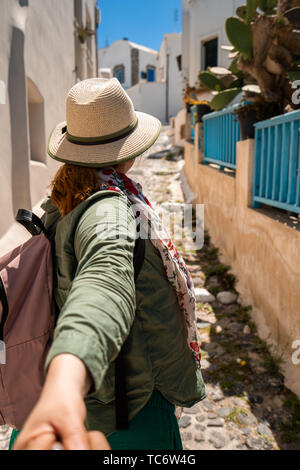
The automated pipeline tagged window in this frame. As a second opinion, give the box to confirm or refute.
[203,37,218,70]
[27,78,46,163]
[176,55,182,72]
[146,65,156,82]
[180,124,185,140]
[114,65,125,84]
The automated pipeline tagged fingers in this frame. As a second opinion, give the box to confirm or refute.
[14,431,56,450]
[88,431,111,450]
[62,424,91,450]
[13,429,110,450]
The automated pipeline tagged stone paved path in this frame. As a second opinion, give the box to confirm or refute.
[1,127,300,450]
[129,128,300,451]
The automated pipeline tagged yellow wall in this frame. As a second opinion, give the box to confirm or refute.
[184,139,300,398]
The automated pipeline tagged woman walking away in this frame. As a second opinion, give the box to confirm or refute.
[12,78,206,450]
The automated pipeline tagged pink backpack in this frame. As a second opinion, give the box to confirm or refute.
[0,205,145,431]
[0,210,56,429]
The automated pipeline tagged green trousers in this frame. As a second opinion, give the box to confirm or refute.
[9,391,183,450]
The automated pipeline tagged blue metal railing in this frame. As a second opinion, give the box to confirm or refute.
[253,110,300,214]
[203,103,241,170]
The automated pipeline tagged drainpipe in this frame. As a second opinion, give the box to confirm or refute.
[165,49,170,123]
[95,6,101,77]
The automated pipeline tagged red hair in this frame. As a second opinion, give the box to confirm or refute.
[50,164,100,217]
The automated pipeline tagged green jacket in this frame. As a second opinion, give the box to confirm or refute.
[41,190,206,436]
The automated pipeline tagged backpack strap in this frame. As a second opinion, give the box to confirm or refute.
[0,276,9,342]
[133,237,146,283]
[16,209,48,238]
[115,236,145,430]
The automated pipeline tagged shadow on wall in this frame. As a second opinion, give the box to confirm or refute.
[8,26,31,217]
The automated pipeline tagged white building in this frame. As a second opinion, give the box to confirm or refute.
[98,39,159,90]
[127,33,182,124]
[170,0,245,146]
[182,0,245,88]
[0,0,99,253]
[98,34,182,124]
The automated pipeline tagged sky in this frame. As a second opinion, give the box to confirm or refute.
[97,0,182,51]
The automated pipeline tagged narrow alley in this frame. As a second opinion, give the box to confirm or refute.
[1,129,300,451]
[128,128,300,451]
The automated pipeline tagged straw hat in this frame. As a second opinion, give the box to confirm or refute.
[48,78,161,167]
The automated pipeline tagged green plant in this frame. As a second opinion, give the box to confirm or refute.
[262,348,285,375]
[199,0,300,115]
[226,17,253,59]
[206,263,231,277]
[210,88,243,111]
[233,305,252,323]
[280,393,300,443]
[226,406,249,424]
[74,21,96,44]
[206,247,219,259]
[199,72,225,91]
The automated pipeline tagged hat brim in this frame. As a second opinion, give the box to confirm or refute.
[47,111,161,167]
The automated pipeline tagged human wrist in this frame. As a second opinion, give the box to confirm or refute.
[43,354,92,399]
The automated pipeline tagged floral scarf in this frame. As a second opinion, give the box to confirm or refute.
[98,168,201,368]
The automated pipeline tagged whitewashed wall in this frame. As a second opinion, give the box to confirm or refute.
[159,34,182,120]
[127,82,166,124]
[0,0,97,251]
[182,0,245,87]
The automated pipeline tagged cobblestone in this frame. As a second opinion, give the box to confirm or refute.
[179,416,192,429]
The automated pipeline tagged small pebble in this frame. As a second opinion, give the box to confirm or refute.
[197,321,211,329]
[181,432,193,441]
[196,414,206,423]
[216,407,234,418]
[211,390,224,402]
[242,427,252,436]
[249,394,264,404]
[257,423,273,438]
[179,415,192,429]
[194,432,206,443]
[238,413,257,426]
[195,424,206,432]
[217,291,238,305]
[183,405,201,414]
[246,437,265,450]
[209,431,227,449]
[202,401,215,411]
[195,288,215,303]
[207,418,225,427]
[243,325,251,335]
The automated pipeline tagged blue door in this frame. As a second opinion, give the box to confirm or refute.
[147,67,155,82]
